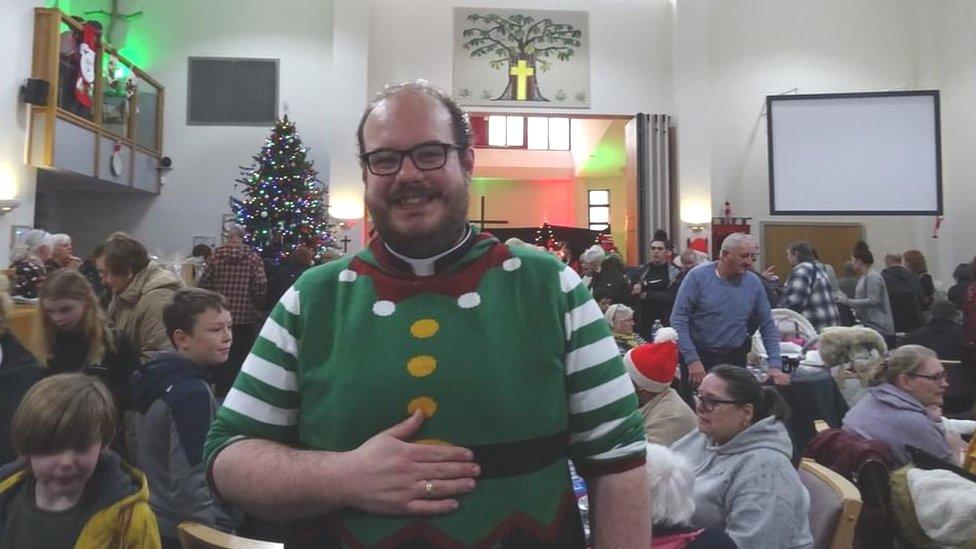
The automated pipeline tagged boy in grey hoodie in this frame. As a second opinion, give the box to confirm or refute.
[131,289,236,549]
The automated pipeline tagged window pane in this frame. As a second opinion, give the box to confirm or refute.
[590,206,610,223]
[135,82,159,150]
[589,190,610,206]
[589,223,609,231]
[101,53,132,137]
[527,117,549,150]
[488,115,507,147]
[548,117,570,150]
[506,116,524,147]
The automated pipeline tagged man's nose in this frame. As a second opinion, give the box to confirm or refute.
[395,155,424,181]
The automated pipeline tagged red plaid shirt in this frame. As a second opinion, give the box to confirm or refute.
[199,245,267,325]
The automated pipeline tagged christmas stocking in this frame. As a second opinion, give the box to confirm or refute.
[74,24,98,108]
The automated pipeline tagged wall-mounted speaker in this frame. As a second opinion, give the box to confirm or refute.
[21,79,50,106]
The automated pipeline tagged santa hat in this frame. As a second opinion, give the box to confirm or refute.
[624,327,679,392]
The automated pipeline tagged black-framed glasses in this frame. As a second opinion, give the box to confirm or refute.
[360,142,463,176]
[906,370,947,383]
[692,391,744,412]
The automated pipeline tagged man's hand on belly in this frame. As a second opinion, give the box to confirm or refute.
[339,409,482,516]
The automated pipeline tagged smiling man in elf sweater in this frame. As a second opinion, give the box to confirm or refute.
[204,80,650,548]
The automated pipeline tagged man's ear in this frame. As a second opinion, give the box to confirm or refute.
[460,146,475,176]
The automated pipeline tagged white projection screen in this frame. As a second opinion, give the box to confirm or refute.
[767,91,942,215]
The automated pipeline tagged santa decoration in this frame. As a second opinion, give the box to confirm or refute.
[623,328,680,392]
[74,23,98,108]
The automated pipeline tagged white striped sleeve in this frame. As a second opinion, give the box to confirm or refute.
[569,374,637,414]
[586,439,648,462]
[565,299,605,341]
[239,353,299,391]
[259,316,299,358]
[560,266,583,293]
[279,286,300,315]
[222,388,299,427]
[569,416,630,445]
[565,336,621,375]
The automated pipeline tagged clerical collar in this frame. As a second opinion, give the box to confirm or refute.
[384,226,473,277]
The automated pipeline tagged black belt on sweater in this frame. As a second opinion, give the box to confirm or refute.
[468,430,568,479]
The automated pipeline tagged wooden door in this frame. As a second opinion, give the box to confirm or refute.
[762,223,864,279]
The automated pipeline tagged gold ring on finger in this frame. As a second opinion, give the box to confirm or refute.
[425,480,435,498]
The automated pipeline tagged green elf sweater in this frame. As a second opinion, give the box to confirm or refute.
[205,230,646,548]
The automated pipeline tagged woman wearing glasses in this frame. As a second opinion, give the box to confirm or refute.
[671,365,813,549]
[842,344,954,465]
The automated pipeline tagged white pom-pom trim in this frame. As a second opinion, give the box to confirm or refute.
[338,270,358,282]
[502,258,522,271]
[373,300,395,316]
[457,292,481,309]
[654,327,679,344]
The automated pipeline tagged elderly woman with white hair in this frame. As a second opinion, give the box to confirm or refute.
[605,303,645,353]
[579,244,605,289]
[644,443,736,548]
[9,229,53,298]
[46,233,82,271]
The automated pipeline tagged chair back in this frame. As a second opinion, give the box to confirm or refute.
[800,459,862,549]
[178,522,283,549]
[965,434,976,476]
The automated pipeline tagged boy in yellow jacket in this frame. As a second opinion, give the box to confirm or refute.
[0,373,160,548]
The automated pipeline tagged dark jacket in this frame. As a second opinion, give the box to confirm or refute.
[949,279,972,310]
[904,318,964,361]
[130,352,233,540]
[881,266,923,332]
[0,333,43,465]
[266,257,310,310]
[590,255,630,305]
[47,329,140,410]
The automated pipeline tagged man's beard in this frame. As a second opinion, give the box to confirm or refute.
[369,186,470,259]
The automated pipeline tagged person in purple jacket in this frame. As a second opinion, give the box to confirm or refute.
[842,344,954,465]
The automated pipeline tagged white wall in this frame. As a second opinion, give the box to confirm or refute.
[368,0,673,116]
[704,0,964,283]
[11,0,976,281]
[45,0,335,258]
[0,1,46,266]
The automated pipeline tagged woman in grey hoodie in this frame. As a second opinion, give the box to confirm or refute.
[671,365,813,549]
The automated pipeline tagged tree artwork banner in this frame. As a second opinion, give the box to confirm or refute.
[453,8,590,109]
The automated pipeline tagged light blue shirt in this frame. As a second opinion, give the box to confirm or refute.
[670,261,782,367]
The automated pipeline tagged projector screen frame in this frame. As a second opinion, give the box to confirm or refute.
[766,89,943,216]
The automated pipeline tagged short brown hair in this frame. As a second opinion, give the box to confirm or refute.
[12,373,116,455]
[163,288,228,345]
[103,232,149,276]
[356,80,473,161]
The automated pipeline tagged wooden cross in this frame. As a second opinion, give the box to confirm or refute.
[469,196,509,232]
[509,60,535,101]
[340,235,352,254]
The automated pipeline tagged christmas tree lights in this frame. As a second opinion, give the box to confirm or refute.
[233,116,336,263]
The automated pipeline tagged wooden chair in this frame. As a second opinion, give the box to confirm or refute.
[178,523,283,549]
[964,434,976,476]
[799,458,863,549]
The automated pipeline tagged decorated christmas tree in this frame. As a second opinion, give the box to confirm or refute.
[233,116,336,263]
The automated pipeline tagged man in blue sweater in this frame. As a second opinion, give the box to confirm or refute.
[671,233,787,387]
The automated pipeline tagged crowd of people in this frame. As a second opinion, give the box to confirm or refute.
[0,80,972,548]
